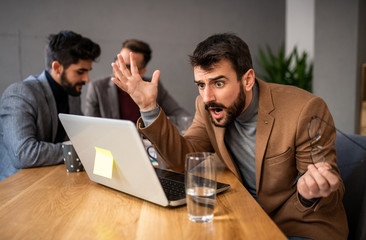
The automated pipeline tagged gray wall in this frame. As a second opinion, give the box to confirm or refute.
[314,0,366,134]
[0,0,285,116]
[286,0,314,61]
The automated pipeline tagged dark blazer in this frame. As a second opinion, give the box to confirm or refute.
[84,76,190,119]
[138,79,348,240]
[0,71,82,181]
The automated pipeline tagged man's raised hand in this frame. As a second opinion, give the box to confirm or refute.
[111,52,160,111]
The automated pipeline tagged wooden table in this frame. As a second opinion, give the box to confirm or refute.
[0,164,286,240]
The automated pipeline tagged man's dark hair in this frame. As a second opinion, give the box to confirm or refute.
[189,33,253,80]
[45,30,101,70]
[122,39,152,68]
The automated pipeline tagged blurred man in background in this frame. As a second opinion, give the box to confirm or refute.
[85,39,190,123]
[0,30,101,181]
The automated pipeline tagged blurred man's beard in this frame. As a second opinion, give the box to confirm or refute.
[60,71,84,96]
[205,83,246,128]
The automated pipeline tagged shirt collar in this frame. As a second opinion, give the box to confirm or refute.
[45,70,68,100]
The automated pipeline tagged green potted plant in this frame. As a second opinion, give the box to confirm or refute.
[258,44,313,92]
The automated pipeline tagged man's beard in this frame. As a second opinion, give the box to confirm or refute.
[205,83,246,128]
[60,71,84,97]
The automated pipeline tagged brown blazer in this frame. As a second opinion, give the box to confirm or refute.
[138,79,348,240]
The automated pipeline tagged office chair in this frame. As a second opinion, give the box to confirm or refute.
[335,133,366,240]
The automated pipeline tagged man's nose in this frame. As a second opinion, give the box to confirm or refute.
[82,73,90,83]
[202,87,215,103]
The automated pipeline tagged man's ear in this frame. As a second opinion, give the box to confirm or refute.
[241,69,255,91]
[51,61,63,75]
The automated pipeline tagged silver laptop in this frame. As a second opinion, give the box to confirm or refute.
[59,113,230,207]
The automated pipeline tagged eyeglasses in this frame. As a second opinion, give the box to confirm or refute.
[308,116,325,165]
[293,115,365,187]
[292,116,327,186]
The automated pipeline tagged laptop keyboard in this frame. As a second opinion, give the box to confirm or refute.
[154,167,231,203]
[158,177,186,200]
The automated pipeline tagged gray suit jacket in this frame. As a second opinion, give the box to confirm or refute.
[84,76,190,119]
[0,71,82,181]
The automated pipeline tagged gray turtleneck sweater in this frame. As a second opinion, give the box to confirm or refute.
[224,82,258,200]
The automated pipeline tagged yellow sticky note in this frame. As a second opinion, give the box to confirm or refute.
[93,147,114,179]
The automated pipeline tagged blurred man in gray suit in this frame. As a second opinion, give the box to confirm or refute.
[0,30,101,181]
[85,39,190,123]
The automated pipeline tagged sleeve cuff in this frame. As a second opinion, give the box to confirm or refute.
[298,193,320,207]
[140,104,160,127]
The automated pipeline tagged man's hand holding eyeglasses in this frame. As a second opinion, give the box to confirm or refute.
[297,162,340,200]
[111,53,160,112]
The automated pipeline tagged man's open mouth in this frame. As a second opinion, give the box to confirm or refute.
[211,107,223,114]
[209,107,224,119]
[205,103,226,120]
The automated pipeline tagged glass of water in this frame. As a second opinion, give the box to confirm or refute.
[185,152,217,223]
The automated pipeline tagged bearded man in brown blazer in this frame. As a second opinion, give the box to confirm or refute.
[111,33,348,240]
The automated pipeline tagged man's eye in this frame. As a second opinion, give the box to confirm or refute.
[196,83,205,89]
[215,81,224,87]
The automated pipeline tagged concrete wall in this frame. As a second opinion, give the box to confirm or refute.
[0,0,285,116]
[286,0,314,61]
[287,0,366,134]
[314,0,366,134]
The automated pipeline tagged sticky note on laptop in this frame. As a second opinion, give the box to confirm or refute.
[93,147,114,179]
